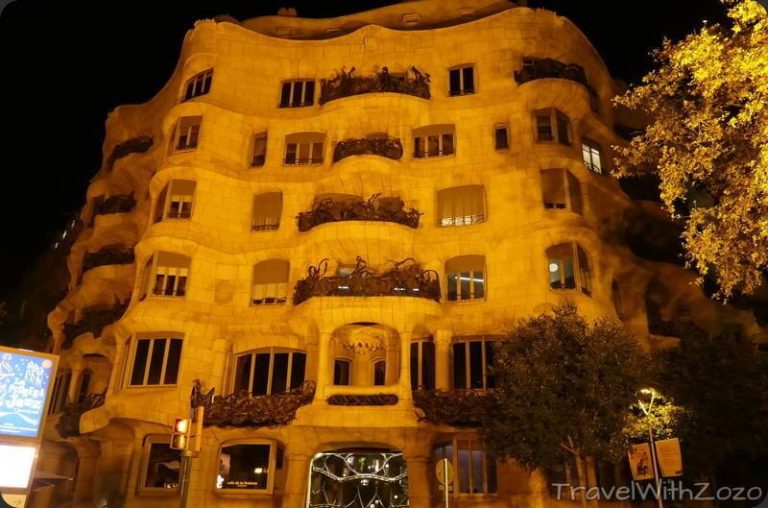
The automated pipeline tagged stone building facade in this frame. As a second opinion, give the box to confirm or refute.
[36,1,766,507]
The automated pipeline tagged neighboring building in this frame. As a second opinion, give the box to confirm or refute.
[36,1,766,507]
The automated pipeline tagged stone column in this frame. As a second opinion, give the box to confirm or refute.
[315,332,333,400]
[398,331,413,400]
[406,454,431,507]
[434,329,453,390]
[281,453,312,508]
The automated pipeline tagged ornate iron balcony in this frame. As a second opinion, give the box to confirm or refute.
[327,393,399,406]
[515,58,599,110]
[333,138,403,162]
[94,194,136,216]
[56,392,106,437]
[413,388,495,427]
[82,246,134,273]
[293,257,440,305]
[62,300,129,349]
[106,135,153,170]
[297,194,420,232]
[319,66,430,104]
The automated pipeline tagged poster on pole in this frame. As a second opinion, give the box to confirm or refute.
[0,346,57,439]
[655,438,683,477]
[627,443,655,481]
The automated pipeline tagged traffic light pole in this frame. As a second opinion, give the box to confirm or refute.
[179,449,193,508]
[177,389,207,508]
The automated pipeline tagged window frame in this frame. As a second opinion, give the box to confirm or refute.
[155,179,196,222]
[125,334,184,388]
[278,79,315,108]
[448,64,476,96]
[333,357,352,386]
[284,133,325,166]
[494,124,509,150]
[143,252,191,299]
[452,337,498,390]
[251,259,289,305]
[445,255,486,302]
[232,347,306,396]
[534,109,571,145]
[437,185,486,227]
[251,192,282,232]
[410,339,435,390]
[372,358,387,386]
[48,369,72,415]
[182,69,213,102]
[546,242,591,295]
[215,439,284,494]
[76,369,92,404]
[251,132,268,168]
[137,434,182,495]
[581,137,604,174]
[434,437,498,496]
[173,116,202,152]
[413,125,456,159]
[540,168,583,214]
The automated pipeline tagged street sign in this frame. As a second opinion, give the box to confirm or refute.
[435,458,454,485]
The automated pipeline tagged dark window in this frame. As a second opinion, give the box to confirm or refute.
[494,125,509,149]
[252,133,268,167]
[217,444,272,490]
[233,349,306,395]
[76,370,91,404]
[449,66,475,96]
[556,112,571,145]
[373,360,386,386]
[453,339,497,389]
[334,359,351,385]
[183,69,213,101]
[413,125,455,158]
[144,442,181,489]
[410,341,435,390]
[436,439,497,495]
[48,371,72,415]
[536,114,554,142]
[175,116,201,151]
[129,337,183,386]
[541,169,582,214]
[535,109,571,145]
[279,80,315,108]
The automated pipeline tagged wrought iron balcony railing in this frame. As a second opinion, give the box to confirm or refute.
[515,57,599,111]
[55,392,106,437]
[319,66,430,104]
[62,300,129,349]
[413,388,495,427]
[82,246,134,273]
[106,135,153,171]
[333,138,403,162]
[94,194,136,216]
[297,194,420,232]
[293,257,440,305]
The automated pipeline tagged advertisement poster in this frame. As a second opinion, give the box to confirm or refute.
[0,349,54,438]
[628,443,655,481]
[0,443,37,489]
[655,438,684,477]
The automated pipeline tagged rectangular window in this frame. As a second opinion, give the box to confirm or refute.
[547,244,577,289]
[148,252,191,298]
[279,80,315,108]
[452,339,497,389]
[447,270,485,301]
[284,133,324,165]
[183,69,213,101]
[494,125,509,150]
[175,116,202,151]
[251,192,282,231]
[217,443,282,491]
[535,109,571,145]
[333,359,351,385]
[373,360,386,386]
[581,139,603,174]
[435,439,497,496]
[142,440,181,490]
[438,185,485,227]
[233,349,306,395]
[251,133,268,167]
[410,341,435,390]
[155,180,196,222]
[536,114,554,142]
[48,371,72,415]
[449,65,475,96]
[413,125,455,158]
[556,112,571,145]
[128,336,183,387]
[252,259,289,304]
[541,169,582,214]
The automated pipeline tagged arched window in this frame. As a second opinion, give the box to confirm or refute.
[446,255,486,301]
[372,359,386,386]
[252,260,289,305]
[183,69,213,101]
[410,339,435,390]
[546,242,591,295]
[540,169,583,214]
[233,348,306,395]
[333,358,352,386]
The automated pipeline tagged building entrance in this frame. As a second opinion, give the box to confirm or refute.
[306,450,409,507]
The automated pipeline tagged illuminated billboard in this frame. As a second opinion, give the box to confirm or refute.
[0,443,36,489]
[0,348,55,438]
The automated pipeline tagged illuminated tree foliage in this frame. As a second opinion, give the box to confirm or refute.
[480,304,645,504]
[614,0,768,298]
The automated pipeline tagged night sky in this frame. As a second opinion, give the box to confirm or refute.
[0,0,728,297]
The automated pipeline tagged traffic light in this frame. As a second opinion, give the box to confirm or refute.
[170,418,191,450]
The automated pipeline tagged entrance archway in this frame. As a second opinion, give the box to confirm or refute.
[307,449,408,507]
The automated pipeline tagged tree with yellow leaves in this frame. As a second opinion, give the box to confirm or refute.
[614,0,768,299]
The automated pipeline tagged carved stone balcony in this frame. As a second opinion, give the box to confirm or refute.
[82,246,134,273]
[293,257,440,305]
[106,135,153,170]
[319,66,430,104]
[413,389,495,427]
[297,194,420,232]
[201,381,315,428]
[333,138,403,162]
[56,392,106,437]
[515,57,598,109]
[94,194,136,216]
[62,300,129,349]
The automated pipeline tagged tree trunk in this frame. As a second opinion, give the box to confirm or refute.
[572,451,588,508]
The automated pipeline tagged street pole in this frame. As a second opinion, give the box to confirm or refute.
[443,458,450,508]
[178,449,193,508]
[640,389,664,508]
[179,386,207,508]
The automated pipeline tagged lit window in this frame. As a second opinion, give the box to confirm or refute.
[494,124,509,150]
[251,259,289,305]
[449,65,475,96]
[48,370,72,415]
[534,109,571,145]
[446,255,486,301]
[413,125,455,158]
[128,335,183,387]
[452,337,498,389]
[333,358,351,386]
[540,169,583,214]
[140,436,181,492]
[438,185,485,227]
[279,80,315,108]
[434,438,497,495]
[547,242,591,295]
[141,252,191,299]
[251,132,268,167]
[154,180,196,222]
[233,348,306,395]
[173,116,201,151]
[373,359,386,386]
[581,138,603,174]
[217,441,284,492]
[284,133,324,165]
[183,69,213,101]
[251,192,282,231]
[410,340,435,390]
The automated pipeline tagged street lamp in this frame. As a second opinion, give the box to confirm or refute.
[638,387,664,508]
